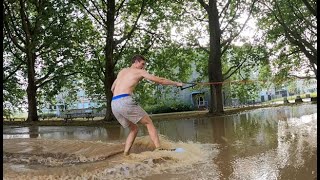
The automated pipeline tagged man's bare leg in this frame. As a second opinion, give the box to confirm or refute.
[139,115,161,148]
[124,122,139,155]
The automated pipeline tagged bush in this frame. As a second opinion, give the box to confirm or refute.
[145,101,193,114]
[3,109,13,119]
[39,113,56,119]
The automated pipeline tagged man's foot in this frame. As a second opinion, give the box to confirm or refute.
[124,151,129,156]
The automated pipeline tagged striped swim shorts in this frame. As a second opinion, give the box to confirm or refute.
[111,94,148,128]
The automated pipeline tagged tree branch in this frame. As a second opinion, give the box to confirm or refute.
[35,67,55,85]
[197,0,209,12]
[92,48,105,82]
[19,0,31,43]
[115,0,126,20]
[36,71,82,89]
[7,42,26,64]
[3,16,26,52]
[221,0,257,55]
[115,0,147,45]
[274,1,317,65]
[301,0,316,16]
[287,1,316,29]
[4,1,26,45]
[89,0,108,24]
[76,0,107,29]
[220,3,239,33]
[223,58,247,81]
[288,74,316,79]
[181,6,208,22]
[141,40,154,55]
[187,40,210,54]
[219,0,231,17]
[3,62,24,83]
[31,0,43,36]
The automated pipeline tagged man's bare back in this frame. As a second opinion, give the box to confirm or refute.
[112,68,144,96]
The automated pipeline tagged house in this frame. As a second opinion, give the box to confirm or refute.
[40,88,106,117]
[258,78,317,103]
[296,79,317,94]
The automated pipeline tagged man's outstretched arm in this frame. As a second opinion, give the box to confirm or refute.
[141,70,183,87]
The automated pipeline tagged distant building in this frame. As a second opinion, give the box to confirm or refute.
[296,79,317,94]
[164,62,211,109]
[258,78,317,103]
[40,88,105,117]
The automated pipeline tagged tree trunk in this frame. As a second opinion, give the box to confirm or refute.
[26,83,38,122]
[215,84,223,112]
[209,85,216,113]
[26,52,38,122]
[20,0,39,122]
[104,57,115,121]
[104,0,116,121]
[208,0,224,113]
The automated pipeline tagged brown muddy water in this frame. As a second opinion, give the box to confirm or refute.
[3,103,317,180]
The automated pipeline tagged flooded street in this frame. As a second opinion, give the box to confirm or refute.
[3,103,317,179]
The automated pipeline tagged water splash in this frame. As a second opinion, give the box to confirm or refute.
[3,135,219,179]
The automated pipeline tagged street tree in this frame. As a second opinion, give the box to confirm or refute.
[254,0,317,81]
[76,0,193,121]
[3,0,93,121]
[181,0,258,113]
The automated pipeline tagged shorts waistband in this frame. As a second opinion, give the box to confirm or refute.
[112,94,130,100]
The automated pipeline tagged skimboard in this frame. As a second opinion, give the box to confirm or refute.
[158,148,185,153]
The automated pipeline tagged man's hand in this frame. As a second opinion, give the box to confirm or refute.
[176,82,184,87]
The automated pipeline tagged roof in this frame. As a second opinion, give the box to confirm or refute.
[190,91,205,95]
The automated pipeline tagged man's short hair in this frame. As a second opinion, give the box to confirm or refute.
[131,54,146,63]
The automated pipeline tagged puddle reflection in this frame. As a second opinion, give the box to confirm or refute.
[3,104,317,180]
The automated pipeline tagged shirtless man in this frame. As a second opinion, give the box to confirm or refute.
[111,55,183,156]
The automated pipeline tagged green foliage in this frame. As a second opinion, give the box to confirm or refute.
[144,100,193,114]
[221,44,269,103]
[222,44,269,80]
[3,109,13,119]
[254,0,317,80]
[229,83,260,104]
[3,74,26,114]
[133,45,206,105]
[257,65,272,81]
[39,113,56,119]
[193,50,210,80]
[3,0,96,118]
[3,21,26,114]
